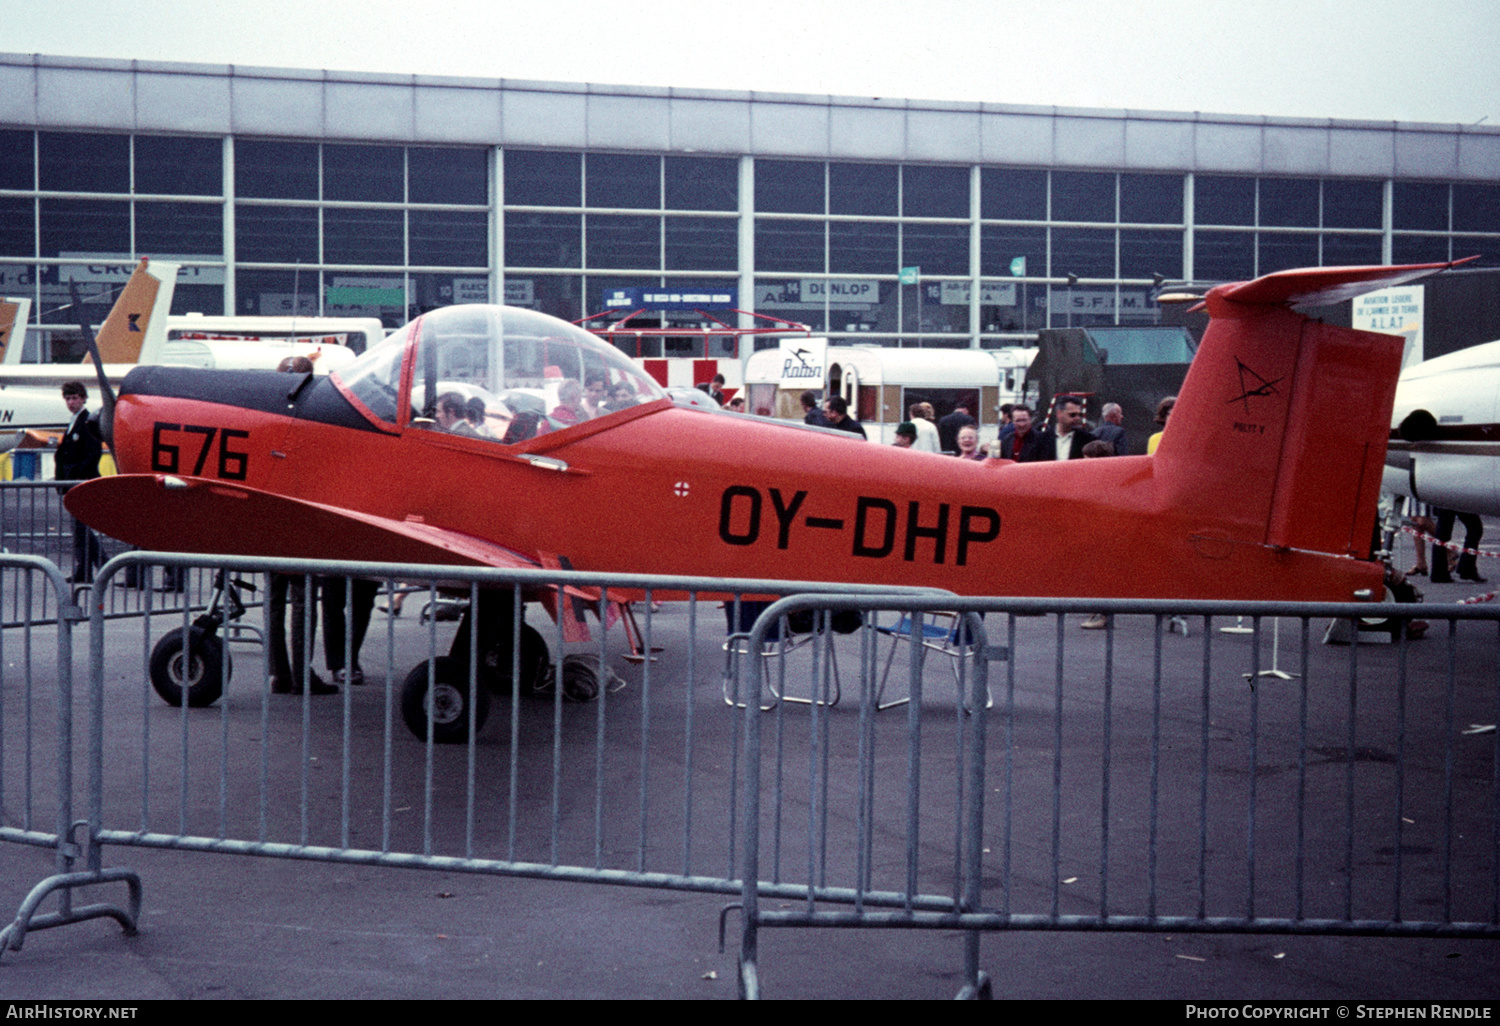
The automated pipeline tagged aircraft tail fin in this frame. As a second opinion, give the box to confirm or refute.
[88,258,179,366]
[0,296,32,364]
[1154,261,1468,561]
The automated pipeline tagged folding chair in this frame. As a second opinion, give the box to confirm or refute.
[720,600,843,710]
[873,611,990,711]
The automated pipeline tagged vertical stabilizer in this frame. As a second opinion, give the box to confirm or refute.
[1154,262,1459,562]
[90,258,179,365]
[0,296,31,364]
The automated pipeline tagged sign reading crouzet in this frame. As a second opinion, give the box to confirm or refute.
[778,337,828,388]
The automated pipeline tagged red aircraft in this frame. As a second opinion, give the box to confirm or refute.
[64,261,1465,735]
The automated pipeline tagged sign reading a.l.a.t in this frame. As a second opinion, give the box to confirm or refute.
[602,286,738,310]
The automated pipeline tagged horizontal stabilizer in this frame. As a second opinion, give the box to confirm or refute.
[1214,257,1478,312]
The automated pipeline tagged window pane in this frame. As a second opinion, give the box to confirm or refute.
[410,147,488,205]
[665,216,737,271]
[829,162,897,216]
[325,271,408,327]
[0,130,33,189]
[1451,237,1500,268]
[587,153,659,209]
[136,201,223,257]
[40,132,129,193]
[236,140,319,200]
[665,156,737,211]
[1052,171,1115,222]
[980,224,1045,277]
[755,160,823,214]
[829,220,897,274]
[1321,233,1383,266]
[324,144,403,203]
[1052,227,1115,278]
[1393,181,1448,231]
[509,273,583,320]
[1259,178,1320,228]
[1323,179,1382,229]
[754,277,826,332]
[1258,231,1320,272]
[1120,173,1183,224]
[1194,229,1254,281]
[981,168,1047,220]
[901,222,968,275]
[135,136,221,196]
[40,199,128,257]
[505,150,581,207]
[170,282,223,316]
[756,218,824,273]
[979,278,1037,334]
[1391,234,1450,265]
[1050,284,1113,327]
[325,208,404,265]
[235,205,318,263]
[235,268,318,316]
[410,271,488,313]
[410,209,488,266]
[1453,183,1500,233]
[587,214,660,269]
[903,165,968,219]
[505,211,581,268]
[1119,228,1183,279]
[1196,175,1255,226]
[913,280,969,333]
[0,197,35,256]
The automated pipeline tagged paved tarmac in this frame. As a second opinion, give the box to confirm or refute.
[3,554,1500,1001]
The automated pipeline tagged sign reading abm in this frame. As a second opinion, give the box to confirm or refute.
[602,286,738,310]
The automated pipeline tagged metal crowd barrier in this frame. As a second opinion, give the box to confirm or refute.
[0,554,141,954]
[3,550,942,962]
[734,594,1500,999]
[3,550,1499,1000]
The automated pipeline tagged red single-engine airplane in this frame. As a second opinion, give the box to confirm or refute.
[64,260,1468,736]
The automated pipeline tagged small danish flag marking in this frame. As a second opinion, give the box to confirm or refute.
[674,481,690,498]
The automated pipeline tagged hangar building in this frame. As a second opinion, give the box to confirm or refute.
[1,52,1497,360]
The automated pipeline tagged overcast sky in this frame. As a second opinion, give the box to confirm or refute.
[4,0,1498,127]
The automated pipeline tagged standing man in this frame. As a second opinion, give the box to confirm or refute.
[1026,396,1095,462]
[1001,405,1040,461]
[800,390,829,427]
[1094,402,1127,456]
[823,395,867,439]
[56,380,103,582]
[937,404,976,454]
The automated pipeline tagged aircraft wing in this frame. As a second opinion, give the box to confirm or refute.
[1215,258,1478,311]
[63,473,541,570]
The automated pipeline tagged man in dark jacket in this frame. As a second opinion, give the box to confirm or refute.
[1024,396,1096,462]
[56,380,103,581]
[822,395,867,439]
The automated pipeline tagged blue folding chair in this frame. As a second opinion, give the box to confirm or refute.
[873,611,989,711]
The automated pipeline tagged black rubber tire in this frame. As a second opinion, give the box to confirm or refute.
[400,656,490,744]
[149,627,228,708]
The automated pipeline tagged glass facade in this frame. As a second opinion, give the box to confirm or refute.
[1,128,1497,349]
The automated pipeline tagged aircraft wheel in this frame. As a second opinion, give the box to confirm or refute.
[149,627,228,707]
[400,657,489,744]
